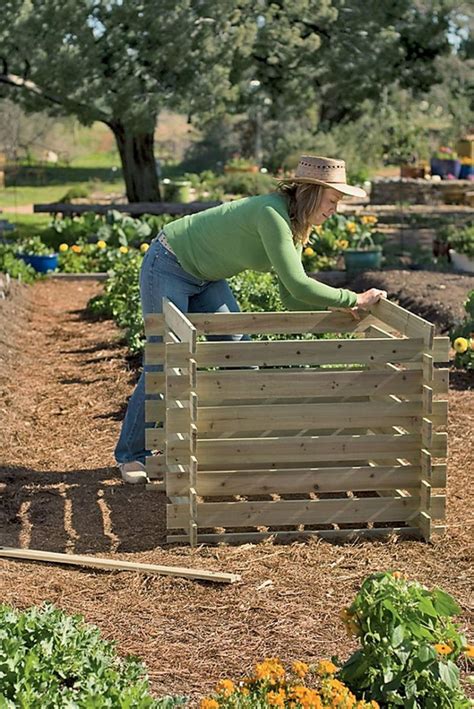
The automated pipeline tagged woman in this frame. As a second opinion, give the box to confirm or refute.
[115,155,387,483]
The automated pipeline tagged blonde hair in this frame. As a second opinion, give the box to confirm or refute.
[277,181,324,245]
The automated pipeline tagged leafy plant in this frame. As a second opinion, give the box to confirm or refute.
[338,572,472,708]
[0,243,37,283]
[448,224,474,259]
[16,235,56,256]
[450,289,474,370]
[0,602,186,707]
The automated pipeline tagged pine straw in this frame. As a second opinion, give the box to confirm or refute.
[0,279,472,702]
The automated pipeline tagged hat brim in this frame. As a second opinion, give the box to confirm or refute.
[279,177,367,199]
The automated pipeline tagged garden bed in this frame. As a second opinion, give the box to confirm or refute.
[0,276,472,701]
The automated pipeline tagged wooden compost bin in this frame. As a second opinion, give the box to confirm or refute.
[144,298,448,546]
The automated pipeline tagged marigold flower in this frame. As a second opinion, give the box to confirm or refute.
[200,698,219,709]
[71,244,82,253]
[267,688,286,707]
[463,644,474,658]
[59,243,68,252]
[119,246,129,254]
[304,246,315,257]
[453,337,468,353]
[434,643,453,655]
[140,242,149,253]
[392,571,404,580]
[346,221,357,233]
[215,679,235,697]
[292,660,309,678]
[336,239,349,250]
[316,659,337,676]
[97,240,107,249]
[254,658,286,683]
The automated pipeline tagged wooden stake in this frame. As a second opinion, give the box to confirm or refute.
[0,548,240,584]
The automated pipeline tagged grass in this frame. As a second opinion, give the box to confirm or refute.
[0,180,125,208]
[1,213,52,239]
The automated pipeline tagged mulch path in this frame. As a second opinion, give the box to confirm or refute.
[0,277,473,702]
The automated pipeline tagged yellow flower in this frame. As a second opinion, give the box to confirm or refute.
[215,679,235,697]
[59,243,68,252]
[316,659,338,676]
[346,221,357,233]
[453,337,468,353]
[361,215,377,224]
[200,699,219,709]
[140,242,149,253]
[97,240,107,249]
[267,688,286,707]
[303,246,315,257]
[292,660,309,678]
[119,246,129,254]
[71,245,82,253]
[434,643,453,655]
[464,645,474,658]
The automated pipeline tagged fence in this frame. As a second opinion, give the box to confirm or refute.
[144,299,448,546]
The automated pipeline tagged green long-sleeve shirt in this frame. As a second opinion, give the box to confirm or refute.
[164,192,357,309]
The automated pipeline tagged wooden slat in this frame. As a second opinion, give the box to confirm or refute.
[159,368,423,403]
[145,399,165,423]
[145,342,191,365]
[174,337,424,368]
[145,372,165,395]
[370,299,434,347]
[166,464,423,496]
[0,547,240,583]
[168,527,425,544]
[168,433,422,466]
[145,428,165,450]
[168,496,421,528]
[167,400,424,436]
[163,298,197,345]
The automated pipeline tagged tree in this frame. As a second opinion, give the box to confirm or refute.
[0,0,256,201]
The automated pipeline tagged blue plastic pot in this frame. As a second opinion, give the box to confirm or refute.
[18,253,59,273]
[343,248,382,273]
[459,164,474,180]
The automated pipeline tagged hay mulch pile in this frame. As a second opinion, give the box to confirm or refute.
[0,276,473,702]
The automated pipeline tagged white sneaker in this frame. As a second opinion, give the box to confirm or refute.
[118,461,148,484]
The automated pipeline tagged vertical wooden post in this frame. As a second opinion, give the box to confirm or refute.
[163,298,198,547]
[419,352,435,541]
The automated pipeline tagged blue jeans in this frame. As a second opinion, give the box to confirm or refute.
[114,236,249,465]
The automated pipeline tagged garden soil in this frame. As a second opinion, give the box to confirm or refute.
[0,273,472,702]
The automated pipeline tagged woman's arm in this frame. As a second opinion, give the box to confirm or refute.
[258,205,357,309]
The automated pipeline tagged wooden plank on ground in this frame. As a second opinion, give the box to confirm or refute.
[0,548,240,584]
[168,527,425,544]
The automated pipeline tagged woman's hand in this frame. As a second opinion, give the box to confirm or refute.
[356,288,387,310]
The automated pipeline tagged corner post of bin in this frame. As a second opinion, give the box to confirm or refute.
[143,311,166,483]
[162,298,198,547]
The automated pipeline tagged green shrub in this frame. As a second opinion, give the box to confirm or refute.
[0,602,185,707]
[216,172,275,196]
[16,235,56,256]
[450,289,474,370]
[0,244,38,283]
[59,184,91,203]
[338,572,472,708]
[229,270,283,314]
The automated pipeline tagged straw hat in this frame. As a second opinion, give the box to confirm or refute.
[288,155,367,198]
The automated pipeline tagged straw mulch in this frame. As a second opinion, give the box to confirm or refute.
[0,278,472,702]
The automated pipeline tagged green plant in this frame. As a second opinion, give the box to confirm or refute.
[216,172,274,196]
[16,235,56,256]
[0,243,38,283]
[59,184,91,202]
[0,602,185,707]
[450,290,474,370]
[225,156,257,170]
[448,225,474,259]
[338,572,472,708]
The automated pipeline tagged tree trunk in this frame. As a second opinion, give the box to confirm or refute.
[110,121,161,202]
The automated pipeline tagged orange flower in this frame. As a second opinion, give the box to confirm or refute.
[316,659,337,676]
[200,698,219,709]
[215,679,235,697]
[267,688,286,707]
[71,244,82,253]
[434,643,453,655]
[254,658,286,683]
[463,645,474,658]
[392,571,404,580]
[292,660,309,678]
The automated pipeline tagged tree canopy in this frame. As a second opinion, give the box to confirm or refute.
[0,0,468,200]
